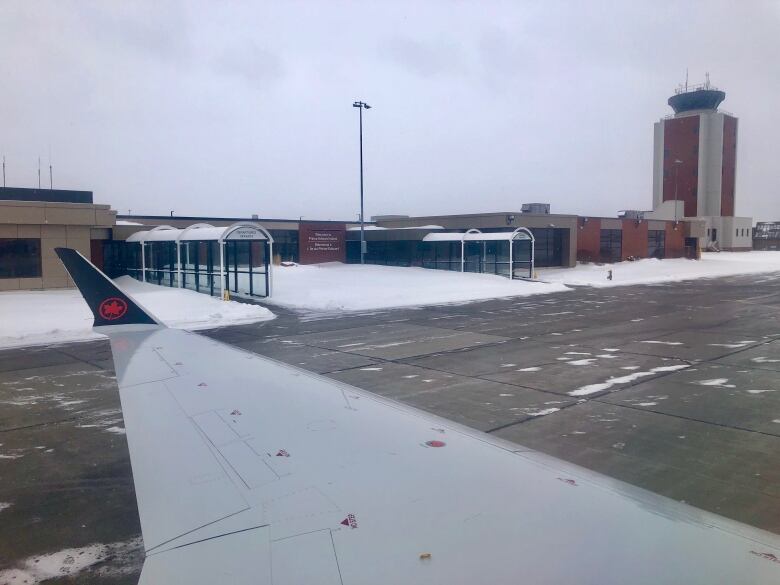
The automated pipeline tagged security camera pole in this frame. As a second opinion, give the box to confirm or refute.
[353,100,371,264]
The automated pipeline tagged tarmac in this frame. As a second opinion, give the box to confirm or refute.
[1,272,779,582]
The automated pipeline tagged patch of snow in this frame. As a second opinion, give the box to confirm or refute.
[636,402,658,406]
[564,351,591,356]
[640,340,684,346]
[0,502,11,512]
[747,389,775,394]
[569,364,690,396]
[751,356,780,364]
[0,538,141,583]
[538,252,780,288]
[264,263,570,312]
[115,220,143,225]
[695,378,736,388]
[567,358,597,366]
[105,426,126,435]
[359,367,383,371]
[620,366,641,370]
[525,407,560,417]
[708,341,756,349]
[516,367,541,372]
[0,277,274,349]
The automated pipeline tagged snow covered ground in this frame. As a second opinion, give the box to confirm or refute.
[0,276,274,349]
[265,263,569,312]
[538,251,780,288]
[264,251,780,313]
[3,251,780,348]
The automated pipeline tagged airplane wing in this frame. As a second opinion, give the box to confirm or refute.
[55,247,780,584]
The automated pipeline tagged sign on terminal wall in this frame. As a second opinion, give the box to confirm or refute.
[299,222,346,264]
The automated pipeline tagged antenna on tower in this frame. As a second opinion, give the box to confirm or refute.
[2,156,5,188]
[37,157,41,189]
[685,68,688,91]
[705,72,710,89]
[48,146,53,190]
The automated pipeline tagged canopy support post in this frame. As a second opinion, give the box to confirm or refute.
[268,240,273,297]
[219,241,226,300]
[176,242,182,288]
[509,239,514,280]
[140,242,146,283]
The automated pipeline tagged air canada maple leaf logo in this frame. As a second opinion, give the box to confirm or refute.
[98,297,128,321]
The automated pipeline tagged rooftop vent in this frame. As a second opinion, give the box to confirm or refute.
[619,210,645,220]
[521,203,550,214]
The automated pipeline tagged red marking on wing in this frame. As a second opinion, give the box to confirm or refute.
[425,440,446,448]
[750,551,780,564]
[340,514,358,529]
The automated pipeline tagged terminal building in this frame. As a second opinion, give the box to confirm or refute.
[0,188,115,290]
[0,80,755,295]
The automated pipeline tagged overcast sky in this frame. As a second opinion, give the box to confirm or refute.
[1,1,778,221]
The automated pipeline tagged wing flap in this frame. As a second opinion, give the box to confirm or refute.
[119,372,249,551]
[140,525,272,585]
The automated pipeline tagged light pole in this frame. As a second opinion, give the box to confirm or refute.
[353,101,371,264]
[673,159,683,222]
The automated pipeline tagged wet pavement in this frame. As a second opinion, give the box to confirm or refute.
[1,272,780,582]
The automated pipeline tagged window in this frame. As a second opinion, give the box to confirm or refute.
[599,229,622,263]
[0,239,42,278]
[269,229,299,262]
[736,228,739,237]
[648,230,665,259]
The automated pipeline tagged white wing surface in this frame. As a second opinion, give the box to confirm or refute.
[55,248,780,584]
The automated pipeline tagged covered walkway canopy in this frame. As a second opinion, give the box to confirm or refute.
[126,222,274,298]
[422,228,535,278]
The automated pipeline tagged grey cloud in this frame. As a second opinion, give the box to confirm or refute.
[213,42,284,88]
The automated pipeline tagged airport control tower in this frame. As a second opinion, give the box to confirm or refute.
[649,76,751,250]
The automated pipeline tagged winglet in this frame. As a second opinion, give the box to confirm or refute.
[55,248,163,328]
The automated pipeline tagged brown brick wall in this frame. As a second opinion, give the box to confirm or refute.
[576,217,601,262]
[662,116,700,217]
[90,239,105,270]
[665,222,686,258]
[621,219,648,259]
